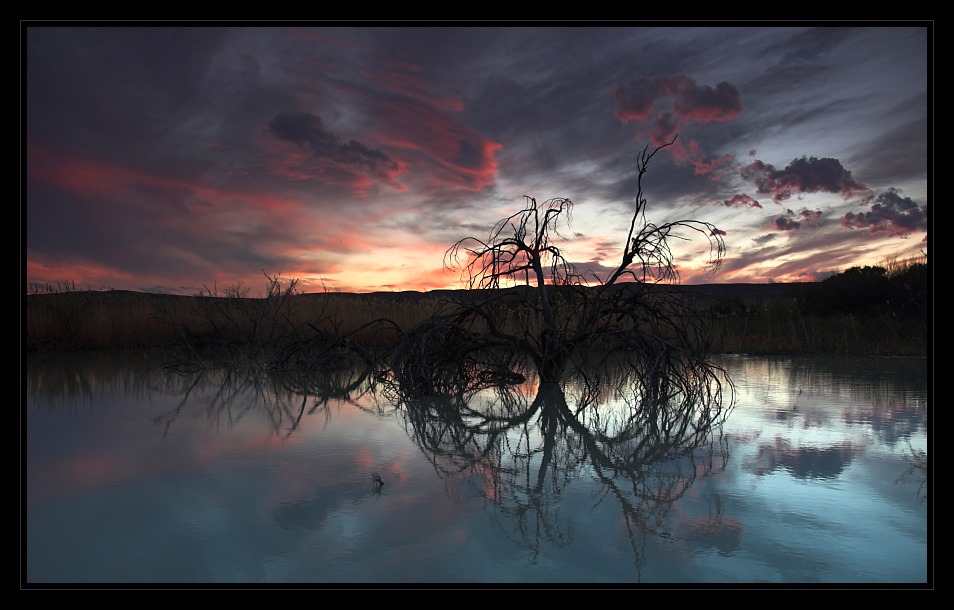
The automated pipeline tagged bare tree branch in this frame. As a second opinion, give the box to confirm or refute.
[412,135,729,385]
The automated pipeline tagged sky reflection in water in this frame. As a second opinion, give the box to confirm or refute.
[24,352,928,585]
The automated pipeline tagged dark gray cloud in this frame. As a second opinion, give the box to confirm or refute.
[775,217,801,231]
[841,188,927,236]
[848,100,929,188]
[740,156,870,204]
[269,111,398,173]
[774,208,823,232]
[26,27,233,167]
[269,112,338,151]
[723,194,762,209]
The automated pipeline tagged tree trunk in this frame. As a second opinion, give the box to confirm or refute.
[537,329,568,383]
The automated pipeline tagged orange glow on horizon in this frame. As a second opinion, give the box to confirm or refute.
[25,142,926,295]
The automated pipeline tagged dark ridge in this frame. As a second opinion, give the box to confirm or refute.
[26,282,804,305]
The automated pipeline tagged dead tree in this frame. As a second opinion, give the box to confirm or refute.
[398,136,727,390]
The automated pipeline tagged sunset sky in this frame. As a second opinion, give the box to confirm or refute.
[24,24,931,295]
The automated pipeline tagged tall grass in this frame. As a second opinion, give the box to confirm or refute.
[25,270,927,358]
[25,284,447,354]
[26,290,183,351]
[702,294,926,357]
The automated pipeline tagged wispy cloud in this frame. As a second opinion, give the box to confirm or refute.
[25,25,930,293]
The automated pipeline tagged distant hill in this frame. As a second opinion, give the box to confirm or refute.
[662,282,802,301]
[27,282,804,304]
[356,282,802,303]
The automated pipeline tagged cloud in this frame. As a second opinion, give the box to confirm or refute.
[269,111,399,174]
[24,26,928,294]
[841,188,927,236]
[723,194,762,209]
[25,143,376,293]
[614,75,742,145]
[774,208,823,231]
[362,71,464,112]
[365,94,502,193]
[613,75,743,178]
[775,217,800,231]
[740,156,870,204]
[744,438,859,479]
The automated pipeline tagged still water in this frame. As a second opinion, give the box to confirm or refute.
[24,351,929,586]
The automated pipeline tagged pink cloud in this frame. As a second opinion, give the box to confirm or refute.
[614,75,742,140]
[29,143,305,216]
[723,194,762,209]
[370,97,503,192]
[362,70,465,112]
[327,72,503,192]
[614,75,743,177]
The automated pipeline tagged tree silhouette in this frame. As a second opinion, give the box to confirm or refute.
[392,136,727,388]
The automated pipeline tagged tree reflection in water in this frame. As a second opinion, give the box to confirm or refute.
[28,349,927,582]
[145,346,734,581]
[150,356,386,440]
[378,350,735,579]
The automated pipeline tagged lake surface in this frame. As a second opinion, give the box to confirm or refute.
[24,351,930,586]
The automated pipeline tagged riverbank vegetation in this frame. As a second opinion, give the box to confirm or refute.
[707,260,928,357]
[24,260,928,358]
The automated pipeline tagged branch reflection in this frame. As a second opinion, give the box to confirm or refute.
[150,358,384,440]
[26,350,928,581]
[379,351,735,577]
